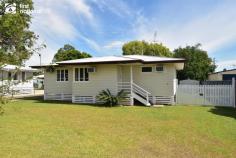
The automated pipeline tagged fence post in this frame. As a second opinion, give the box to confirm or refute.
[44,93,46,100]
[174,79,178,105]
[232,78,236,108]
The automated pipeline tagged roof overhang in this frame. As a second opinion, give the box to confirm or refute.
[30,55,186,68]
[56,59,186,66]
[30,64,59,69]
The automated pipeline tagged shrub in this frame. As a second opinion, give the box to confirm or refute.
[0,96,8,115]
[96,89,127,107]
[0,105,4,115]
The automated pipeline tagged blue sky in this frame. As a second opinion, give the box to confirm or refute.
[27,0,236,71]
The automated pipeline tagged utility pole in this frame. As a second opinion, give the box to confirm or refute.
[36,52,42,67]
[36,52,42,73]
[141,42,144,55]
[153,31,157,43]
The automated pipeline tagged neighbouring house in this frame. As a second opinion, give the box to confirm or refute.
[33,75,44,89]
[0,64,38,94]
[208,69,236,81]
[31,55,185,106]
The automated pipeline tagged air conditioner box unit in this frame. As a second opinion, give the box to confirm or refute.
[87,67,96,73]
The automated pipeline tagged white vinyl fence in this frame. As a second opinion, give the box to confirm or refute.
[1,80,34,95]
[176,79,235,107]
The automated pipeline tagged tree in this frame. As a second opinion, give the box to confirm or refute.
[0,0,41,113]
[0,0,39,65]
[174,44,216,81]
[53,44,92,62]
[122,40,173,57]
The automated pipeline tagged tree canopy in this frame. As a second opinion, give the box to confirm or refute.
[122,40,173,57]
[174,44,216,81]
[53,44,92,62]
[0,0,39,66]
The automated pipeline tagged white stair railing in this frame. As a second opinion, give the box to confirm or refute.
[132,83,151,106]
[117,82,151,106]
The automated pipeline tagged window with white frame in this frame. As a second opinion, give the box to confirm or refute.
[75,68,89,81]
[57,69,68,81]
[142,66,153,72]
[156,65,164,72]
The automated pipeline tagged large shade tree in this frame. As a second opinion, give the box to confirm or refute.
[122,40,173,57]
[0,0,42,111]
[53,44,92,62]
[0,0,40,66]
[174,44,216,81]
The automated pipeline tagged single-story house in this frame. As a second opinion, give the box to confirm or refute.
[31,55,185,106]
[208,69,236,81]
[0,64,37,82]
[0,64,38,94]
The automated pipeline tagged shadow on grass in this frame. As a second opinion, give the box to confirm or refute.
[209,107,236,119]
[15,96,121,108]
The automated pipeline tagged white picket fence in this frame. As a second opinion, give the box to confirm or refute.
[176,79,235,107]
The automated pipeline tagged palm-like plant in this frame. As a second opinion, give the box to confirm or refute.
[96,89,127,107]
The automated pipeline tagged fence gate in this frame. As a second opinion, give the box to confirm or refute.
[176,79,235,107]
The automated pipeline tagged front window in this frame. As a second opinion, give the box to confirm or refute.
[57,69,68,81]
[75,68,89,81]
[156,66,164,72]
[142,67,152,72]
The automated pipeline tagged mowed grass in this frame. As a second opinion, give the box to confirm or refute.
[0,98,236,158]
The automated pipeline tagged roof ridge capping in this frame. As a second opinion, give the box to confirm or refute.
[50,55,185,65]
[123,55,185,63]
[123,54,185,60]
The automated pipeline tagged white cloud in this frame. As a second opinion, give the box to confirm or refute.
[25,0,101,66]
[32,10,79,40]
[25,45,58,66]
[103,40,125,49]
[69,0,94,20]
[133,2,236,53]
[216,60,236,71]
[79,35,101,51]
[91,0,131,17]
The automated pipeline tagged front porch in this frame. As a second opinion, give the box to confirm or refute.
[117,65,176,106]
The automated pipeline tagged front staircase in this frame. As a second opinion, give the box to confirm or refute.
[132,82,151,106]
[118,82,151,106]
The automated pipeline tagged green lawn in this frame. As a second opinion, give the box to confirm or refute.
[0,97,236,158]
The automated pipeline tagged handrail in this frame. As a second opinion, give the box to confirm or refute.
[117,82,151,106]
[132,82,151,95]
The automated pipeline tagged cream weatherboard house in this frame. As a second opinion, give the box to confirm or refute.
[32,55,185,106]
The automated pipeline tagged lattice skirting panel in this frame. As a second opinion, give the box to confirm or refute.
[149,96,174,105]
[72,95,132,105]
[44,94,174,105]
[72,96,95,104]
[44,93,72,101]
